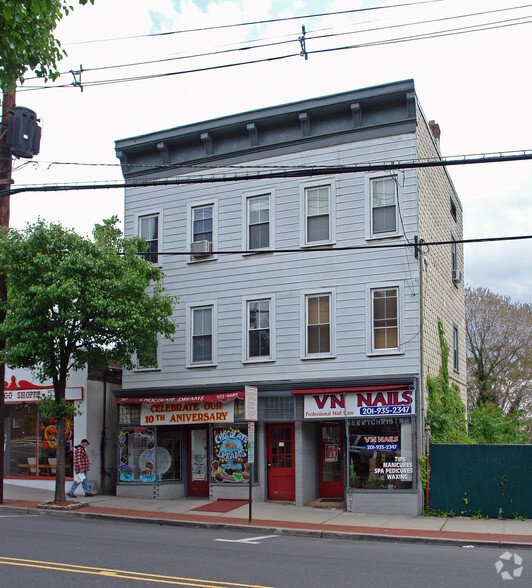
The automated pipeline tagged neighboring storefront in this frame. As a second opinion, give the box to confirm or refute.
[3,371,83,484]
[3,366,120,493]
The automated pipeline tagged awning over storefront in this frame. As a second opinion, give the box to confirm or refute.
[116,390,246,404]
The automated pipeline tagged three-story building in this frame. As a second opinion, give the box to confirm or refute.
[114,79,465,515]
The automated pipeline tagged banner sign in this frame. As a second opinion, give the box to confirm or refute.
[304,389,415,419]
[141,399,234,426]
[4,386,83,404]
[244,385,258,421]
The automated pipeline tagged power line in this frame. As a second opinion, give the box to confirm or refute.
[27,4,530,79]
[62,0,442,46]
[133,235,532,257]
[7,148,532,172]
[4,151,532,197]
[17,8,532,92]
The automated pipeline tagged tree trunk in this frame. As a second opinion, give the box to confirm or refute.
[53,378,67,503]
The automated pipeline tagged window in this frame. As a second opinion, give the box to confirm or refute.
[370,176,397,237]
[212,426,250,484]
[139,214,159,263]
[306,294,331,356]
[451,233,459,282]
[246,299,272,360]
[450,198,457,222]
[192,205,213,243]
[188,201,217,261]
[189,305,215,365]
[247,195,270,250]
[372,288,398,351]
[136,343,159,370]
[348,417,413,491]
[453,324,459,372]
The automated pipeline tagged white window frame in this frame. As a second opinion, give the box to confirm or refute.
[242,189,275,252]
[299,178,336,247]
[135,210,163,266]
[186,199,218,263]
[134,338,161,372]
[300,289,336,359]
[366,283,404,356]
[242,295,276,363]
[186,302,217,367]
[365,173,401,240]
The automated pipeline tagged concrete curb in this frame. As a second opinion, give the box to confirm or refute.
[2,504,531,549]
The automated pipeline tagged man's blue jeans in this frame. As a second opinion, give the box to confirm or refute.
[68,471,90,495]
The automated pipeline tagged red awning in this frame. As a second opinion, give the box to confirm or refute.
[292,385,411,395]
[116,390,245,404]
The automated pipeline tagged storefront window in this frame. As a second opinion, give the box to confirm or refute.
[211,425,250,484]
[348,417,413,490]
[118,427,181,483]
[4,404,74,478]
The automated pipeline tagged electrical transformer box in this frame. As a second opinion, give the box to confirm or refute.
[7,106,41,158]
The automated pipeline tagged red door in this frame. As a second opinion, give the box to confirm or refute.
[267,424,295,501]
[319,423,344,498]
[188,427,209,496]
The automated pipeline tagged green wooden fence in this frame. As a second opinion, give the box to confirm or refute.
[429,444,531,519]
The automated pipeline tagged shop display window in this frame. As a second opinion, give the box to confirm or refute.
[118,426,181,483]
[4,404,74,478]
[348,417,413,490]
[211,425,250,484]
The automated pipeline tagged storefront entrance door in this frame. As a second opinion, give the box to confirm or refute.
[188,427,209,496]
[319,423,344,497]
[267,424,295,501]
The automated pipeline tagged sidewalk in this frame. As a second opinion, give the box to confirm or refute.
[2,483,531,548]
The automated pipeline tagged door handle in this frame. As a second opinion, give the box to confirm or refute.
[267,462,272,469]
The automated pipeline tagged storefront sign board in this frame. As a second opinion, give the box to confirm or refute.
[141,399,235,425]
[304,389,414,419]
[244,385,258,421]
[4,387,83,404]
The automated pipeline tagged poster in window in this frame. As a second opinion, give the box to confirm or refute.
[212,426,249,483]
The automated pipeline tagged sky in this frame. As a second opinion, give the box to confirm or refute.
[6,0,532,303]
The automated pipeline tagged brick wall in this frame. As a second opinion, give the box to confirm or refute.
[416,108,467,407]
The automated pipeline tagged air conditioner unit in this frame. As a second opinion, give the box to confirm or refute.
[191,240,213,255]
[452,269,462,284]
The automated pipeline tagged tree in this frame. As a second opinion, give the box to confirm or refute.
[0,0,94,92]
[425,319,469,444]
[465,286,532,416]
[468,402,528,444]
[0,218,176,502]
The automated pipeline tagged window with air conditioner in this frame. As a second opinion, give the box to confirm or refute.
[188,202,216,260]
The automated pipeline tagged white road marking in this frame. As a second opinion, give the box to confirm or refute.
[215,535,280,544]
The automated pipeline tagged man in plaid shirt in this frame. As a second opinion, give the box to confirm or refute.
[67,439,92,497]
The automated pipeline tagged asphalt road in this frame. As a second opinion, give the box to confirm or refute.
[0,513,528,587]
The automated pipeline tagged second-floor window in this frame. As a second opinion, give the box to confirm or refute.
[247,195,270,250]
[453,324,459,372]
[305,185,331,244]
[247,299,271,359]
[139,214,159,263]
[372,287,398,351]
[136,343,158,370]
[191,306,213,364]
[306,294,331,355]
[370,177,397,236]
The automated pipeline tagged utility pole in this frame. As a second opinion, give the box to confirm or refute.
[0,90,16,504]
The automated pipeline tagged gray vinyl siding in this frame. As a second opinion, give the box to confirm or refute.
[123,134,421,389]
